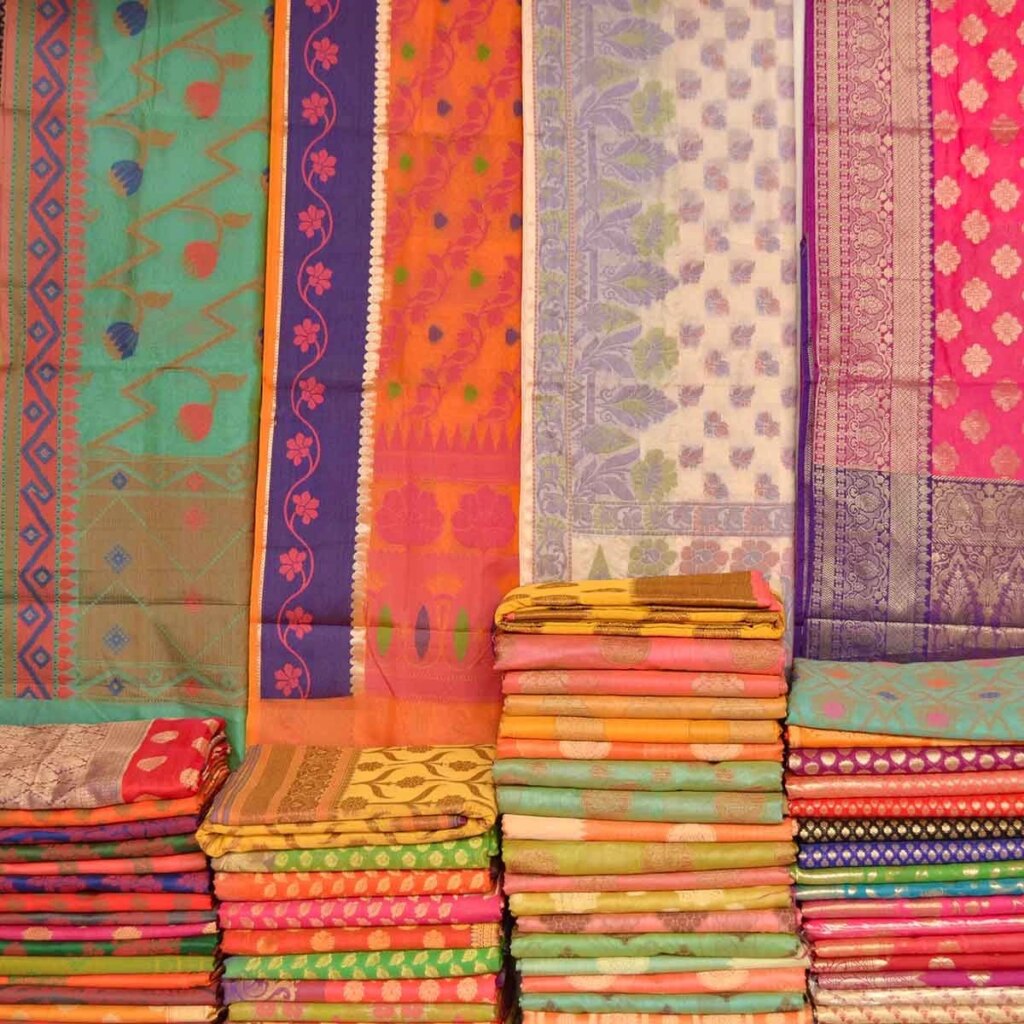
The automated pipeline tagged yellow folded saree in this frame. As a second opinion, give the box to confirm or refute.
[197,745,496,858]
[494,572,784,639]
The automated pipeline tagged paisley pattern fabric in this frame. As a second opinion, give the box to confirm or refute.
[222,975,501,1004]
[213,867,495,901]
[212,830,497,874]
[519,0,797,604]
[223,947,502,982]
[0,720,227,810]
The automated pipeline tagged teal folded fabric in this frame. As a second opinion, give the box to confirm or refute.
[519,993,807,1013]
[497,787,785,824]
[493,760,781,792]
[789,657,1024,741]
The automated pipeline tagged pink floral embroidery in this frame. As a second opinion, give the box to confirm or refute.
[293,318,321,353]
[285,606,313,639]
[286,432,313,465]
[292,491,321,525]
[298,377,326,409]
[274,663,303,697]
[309,149,337,183]
[451,487,515,549]
[375,484,444,546]
[279,548,307,581]
[305,0,328,12]
[312,38,339,69]
[298,205,325,238]
[305,262,333,295]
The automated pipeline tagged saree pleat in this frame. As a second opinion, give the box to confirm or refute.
[221,923,502,956]
[502,671,788,699]
[493,761,783,792]
[497,788,785,825]
[505,868,794,893]
[501,817,797,844]
[508,888,795,917]
[221,975,501,1003]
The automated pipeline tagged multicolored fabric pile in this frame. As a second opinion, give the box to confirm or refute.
[493,572,809,1023]
[788,657,1024,1023]
[0,718,229,1023]
[197,744,508,1022]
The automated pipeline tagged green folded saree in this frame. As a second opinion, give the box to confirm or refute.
[213,829,499,874]
[0,954,212,975]
[0,935,217,957]
[493,760,782,792]
[794,859,1024,886]
[497,787,785,824]
[504,840,797,876]
[0,834,200,863]
[224,946,503,981]
[511,932,803,960]
[510,887,793,916]
[518,955,809,976]
[518,993,807,1013]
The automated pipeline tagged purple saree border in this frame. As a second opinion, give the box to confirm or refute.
[794,0,818,659]
[257,0,378,700]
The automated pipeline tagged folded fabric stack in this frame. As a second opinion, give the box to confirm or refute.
[492,572,809,1024]
[787,656,1024,1024]
[197,743,507,1023]
[0,718,229,1024]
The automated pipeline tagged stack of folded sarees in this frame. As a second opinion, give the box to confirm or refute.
[0,718,229,1024]
[787,656,1024,1024]
[492,572,809,1024]
[197,743,508,1024]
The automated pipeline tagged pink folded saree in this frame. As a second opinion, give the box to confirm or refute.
[801,896,1024,920]
[521,1014,812,1024]
[814,934,1024,959]
[218,888,503,929]
[214,867,495,901]
[805,916,1024,940]
[493,634,785,675]
[503,670,787,698]
[521,968,808,994]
